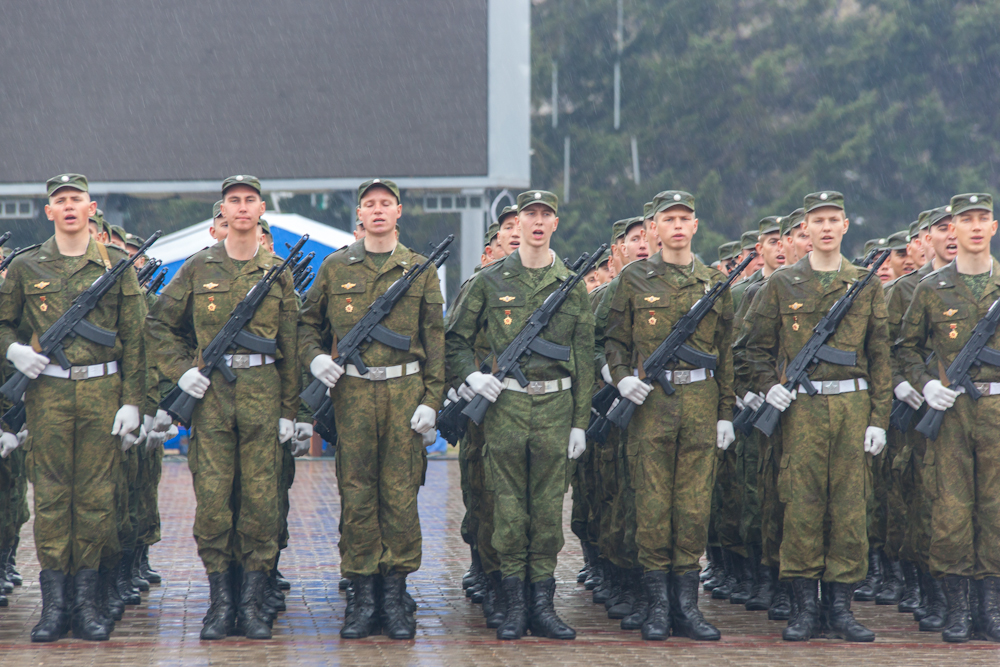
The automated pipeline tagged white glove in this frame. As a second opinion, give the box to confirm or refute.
[617,376,651,406]
[422,429,438,446]
[717,420,735,450]
[16,429,28,445]
[743,391,765,412]
[457,383,476,402]
[278,418,294,444]
[894,380,924,410]
[466,371,503,403]
[864,426,887,455]
[735,395,745,410]
[310,354,344,389]
[135,419,150,447]
[145,429,168,451]
[164,424,178,441]
[6,343,48,379]
[765,384,794,412]
[0,432,19,458]
[292,422,313,457]
[923,379,959,411]
[179,367,210,399]
[446,387,460,404]
[122,428,140,452]
[568,428,586,460]
[112,405,140,437]
[152,408,173,432]
[601,364,613,385]
[410,405,436,434]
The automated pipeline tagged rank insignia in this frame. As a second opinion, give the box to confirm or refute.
[39,296,47,312]
[644,296,660,303]
[203,282,219,290]
[789,302,803,311]
[33,281,49,290]
[944,309,958,317]
[345,297,354,313]
[503,310,512,326]
[950,323,958,339]
[499,295,516,303]
[648,310,657,326]
[341,282,356,290]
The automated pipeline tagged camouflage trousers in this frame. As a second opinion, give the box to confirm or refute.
[926,394,1000,578]
[778,391,870,583]
[713,446,745,556]
[482,388,572,583]
[139,444,163,546]
[594,431,620,562]
[332,373,425,579]
[894,433,931,569]
[24,373,120,573]
[188,364,281,574]
[880,430,907,559]
[277,441,295,552]
[739,430,761,550]
[465,422,500,575]
[758,427,785,569]
[629,381,718,575]
[4,448,29,549]
[459,424,479,547]
[114,446,141,553]
[571,440,598,547]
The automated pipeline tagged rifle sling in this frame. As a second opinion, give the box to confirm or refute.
[96,242,113,271]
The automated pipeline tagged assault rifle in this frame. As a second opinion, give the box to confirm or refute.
[0,244,41,275]
[137,259,162,287]
[605,250,757,431]
[0,232,11,251]
[747,250,890,438]
[160,234,308,427]
[146,268,168,295]
[461,244,607,425]
[915,296,1000,440]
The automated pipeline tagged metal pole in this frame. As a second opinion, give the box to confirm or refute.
[631,135,640,185]
[563,136,571,204]
[552,60,559,129]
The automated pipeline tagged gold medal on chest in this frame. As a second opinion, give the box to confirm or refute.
[207,295,216,312]
[345,297,354,313]
[792,316,799,331]
[503,310,512,326]
[949,323,958,339]
[648,310,657,326]
[39,296,47,312]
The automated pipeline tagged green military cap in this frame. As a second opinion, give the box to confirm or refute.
[907,220,920,241]
[516,189,558,214]
[643,201,654,220]
[596,247,612,267]
[863,237,888,255]
[259,218,272,237]
[804,190,845,214]
[926,205,952,228]
[950,193,993,217]
[213,200,223,219]
[718,241,740,262]
[740,230,758,251]
[484,222,500,246]
[624,216,644,236]
[651,190,695,216]
[497,204,517,223]
[46,173,88,197]
[94,209,111,237]
[916,208,935,232]
[124,232,145,248]
[886,230,909,250]
[780,208,806,236]
[610,218,630,245]
[222,174,262,196]
[110,225,127,242]
[758,215,781,236]
[358,178,400,204]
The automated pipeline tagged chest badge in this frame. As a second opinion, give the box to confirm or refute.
[39,296,47,312]
[503,310,512,326]
[789,302,804,311]
[644,296,660,303]
[207,295,216,312]
[341,282,356,290]
[345,297,354,313]
[203,282,219,290]
[33,281,49,290]
[792,316,799,331]
[499,295,516,303]
[950,323,958,339]
[648,310,657,326]
[944,309,958,317]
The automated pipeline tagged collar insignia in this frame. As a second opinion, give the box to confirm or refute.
[341,282,356,290]
[644,296,660,303]
[789,302,804,310]
[944,308,958,317]
[203,282,219,290]
[33,281,49,290]
[499,295,516,303]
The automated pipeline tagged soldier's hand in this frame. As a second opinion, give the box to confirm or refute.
[864,426,887,455]
[743,391,765,411]
[765,384,794,412]
[179,367,211,399]
[567,428,586,460]
[153,408,173,432]
[0,432,20,458]
[292,422,313,457]
[893,381,924,410]
[121,428,140,452]
[146,429,168,451]
[310,354,344,389]
[112,404,141,437]
[601,364,613,385]
[466,372,502,403]
[717,420,735,450]
[278,418,294,444]
[422,429,438,446]
[617,376,651,406]
[410,405,436,434]
[923,379,959,411]
[15,428,28,445]
[457,383,477,402]
[446,387,460,405]
[6,342,49,379]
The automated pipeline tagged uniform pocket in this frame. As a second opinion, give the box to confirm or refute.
[777,452,792,503]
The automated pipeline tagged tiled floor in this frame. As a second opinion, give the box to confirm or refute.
[0,458,997,665]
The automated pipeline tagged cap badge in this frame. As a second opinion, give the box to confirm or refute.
[341,282,356,290]
[236,175,244,181]
[203,282,218,290]
[971,195,979,203]
[499,295,516,303]
[946,206,952,213]
[503,310,512,326]
[374,178,380,183]
[534,192,541,199]
[820,193,828,201]
[944,309,958,317]
[61,175,69,182]
[673,194,681,201]
[789,302,803,310]
[644,295,660,303]
[33,281,49,290]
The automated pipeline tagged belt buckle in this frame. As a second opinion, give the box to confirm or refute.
[975,382,990,396]
[528,381,544,395]
[71,366,89,381]
[232,354,250,369]
[822,380,840,395]
[673,370,691,385]
[368,367,387,381]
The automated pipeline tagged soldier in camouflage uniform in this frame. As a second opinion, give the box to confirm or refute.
[746,191,892,642]
[447,190,593,641]
[147,175,299,640]
[0,174,146,642]
[897,193,1000,643]
[299,178,445,640]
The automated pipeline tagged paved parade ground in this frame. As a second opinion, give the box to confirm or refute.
[0,458,995,666]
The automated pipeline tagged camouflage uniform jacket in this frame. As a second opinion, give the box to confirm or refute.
[0,236,146,406]
[146,240,300,419]
[445,250,595,429]
[731,268,764,312]
[744,254,892,430]
[898,257,1000,389]
[298,239,445,411]
[603,252,735,420]
[884,261,934,388]
[446,267,490,390]
[732,271,773,398]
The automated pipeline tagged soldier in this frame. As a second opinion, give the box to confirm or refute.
[603,190,734,641]
[782,208,811,265]
[738,230,765,279]
[209,201,228,241]
[718,241,740,276]
[147,175,299,640]
[643,201,661,251]
[0,174,146,641]
[745,190,892,642]
[109,225,128,251]
[885,231,916,280]
[299,178,444,640]
[897,193,1000,643]
[446,190,593,640]
[907,220,927,268]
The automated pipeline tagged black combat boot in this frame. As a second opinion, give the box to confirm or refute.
[768,576,792,621]
[463,547,482,591]
[640,571,671,640]
[897,560,921,614]
[711,550,738,600]
[485,571,506,628]
[381,571,415,639]
[621,569,650,631]
[592,559,614,603]
[853,548,883,601]
[236,571,272,639]
[72,569,111,641]
[31,570,69,642]
[577,540,593,584]
[200,571,236,640]
[341,575,380,639]
[95,566,115,631]
[608,569,637,619]
[782,578,819,641]
[672,570,720,640]
[603,564,625,611]
[584,554,604,590]
[700,547,717,583]
[0,550,12,594]
[979,577,1000,642]
[482,570,497,619]
[528,577,575,639]
[497,577,528,640]
[7,537,22,586]
[729,551,755,606]
[131,548,150,592]
[919,573,947,631]
[140,545,162,585]
[117,550,141,605]
[271,551,288,590]
[827,582,875,641]
[875,554,904,605]
[746,553,775,611]
[104,564,125,621]
[703,546,727,591]
[941,575,972,643]
[339,577,351,591]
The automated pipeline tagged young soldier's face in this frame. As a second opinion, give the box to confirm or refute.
[623,226,649,262]
[877,260,894,283]
[804,207,848,254]
[209,217,229,241]
[487,237,503,262]
[888,248,915,277]
[951,209,998,255]
[925,220,956,263]
[583,269,601,293]
[596,263,612,283]
[791,225,812,259]
[756,232,785,271]
[652,206,698,252]
[222,185,266,234]
[643,220,661,250]
[46,188,96,235]
[357,187,400,237]
[908,236,925,266]
[497,216,520,255]
[516,204,558,249]
[353,222,366,240]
